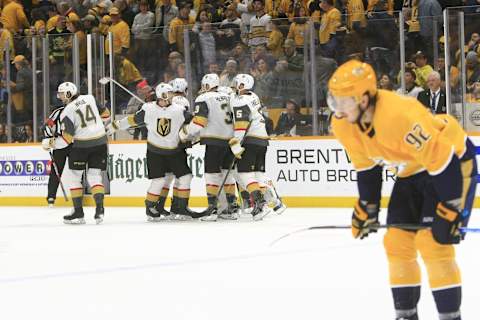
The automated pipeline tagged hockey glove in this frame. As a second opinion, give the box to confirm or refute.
[229,138,245,159]
[352,200,380,239]
[178,125,190,143]
[105,120,120,136]
[432,201,463,244]
[41,138,55,151]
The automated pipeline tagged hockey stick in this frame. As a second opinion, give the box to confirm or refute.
[48,151,68,202]
[213,121,253,207]
[99,77,146,104]
[269,224,480,247]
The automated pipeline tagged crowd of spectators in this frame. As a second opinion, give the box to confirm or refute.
[0,0,479,141]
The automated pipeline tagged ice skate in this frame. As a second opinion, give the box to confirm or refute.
[63,208,86,224]
[200,205,218,221]
[251,191,271,221]
[273,200,287,215]
[218,202,239,220]
[94,206,104,224]
[47,198,55,208]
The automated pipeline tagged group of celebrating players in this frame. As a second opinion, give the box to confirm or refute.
[42,72,286,225]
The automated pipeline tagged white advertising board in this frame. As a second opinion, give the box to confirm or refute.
[1,136,479,205]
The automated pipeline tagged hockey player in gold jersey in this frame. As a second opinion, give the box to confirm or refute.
[328,60,477,320]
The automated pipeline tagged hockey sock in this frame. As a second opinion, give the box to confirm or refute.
[91,184,105,208]
[392,286,420,319]
[157,196,167,210]
[146,192,160,203]
[70,188,83,209]
[432,287,461,319]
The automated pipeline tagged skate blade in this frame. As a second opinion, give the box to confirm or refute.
[252,208,272,221]
[170,214,193,221]
[48,204,54,208]
[63,218,86,225]
[242,207,253,215]
[200,214,218,222]
[95,216,104,224]
[147,215,169,222]
[273,204,287,215]
[218,213,238,220]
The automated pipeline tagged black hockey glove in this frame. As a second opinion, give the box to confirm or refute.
[432,201,463,244]
[352,200,380,239]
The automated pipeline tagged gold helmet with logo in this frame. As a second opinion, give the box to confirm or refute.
[328,59,377,100]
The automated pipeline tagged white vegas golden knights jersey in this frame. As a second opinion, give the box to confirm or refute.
[172,95,190,111]
[60,94,107,148]
[231,91,269,146]
[131,102,186,154]
[188,90,234,146]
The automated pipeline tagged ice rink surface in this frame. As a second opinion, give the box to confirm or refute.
[0,207,479,320]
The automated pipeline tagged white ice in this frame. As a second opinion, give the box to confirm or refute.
[0,207,479,320]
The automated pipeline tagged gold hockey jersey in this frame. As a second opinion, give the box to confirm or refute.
[331,90,468,178]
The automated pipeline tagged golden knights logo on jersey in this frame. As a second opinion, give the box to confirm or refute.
[157,118,171,136]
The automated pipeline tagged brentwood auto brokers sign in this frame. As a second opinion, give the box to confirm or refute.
[0,137,479,200]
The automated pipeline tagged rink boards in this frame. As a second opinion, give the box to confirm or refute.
[1,136,480,207]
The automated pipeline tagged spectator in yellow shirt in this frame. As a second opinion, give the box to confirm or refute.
[168,2,194,54]
[0,0,29,34]
[114,54,143,112]
[105,7,130,56]
[0,21,13,63]
[287,5,308,54]
[412,50,434,89]
[319,0,341,58]
[46,4,59,32]
[342,0,366,30]
[367,0,393,17]
[267,19,284,59]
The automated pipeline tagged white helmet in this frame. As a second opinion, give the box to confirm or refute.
[169,78,188,94]
[155,82,174,101]
[201,73,220,92]
[57,82,78,102]
[217,86,234,96]
[234,74,254,91]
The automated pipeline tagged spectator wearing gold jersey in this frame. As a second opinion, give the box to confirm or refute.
[0,0,29,34]
[366,0,393,17]
[340,0,366,30]
[267,19,283,59]
[168,1,195,55]
[0,21,14,64]
[105,6,130,56]
[286,4,307,54]
[114,54,143,112]
[318,0,341,59]
[408,50,434,89]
